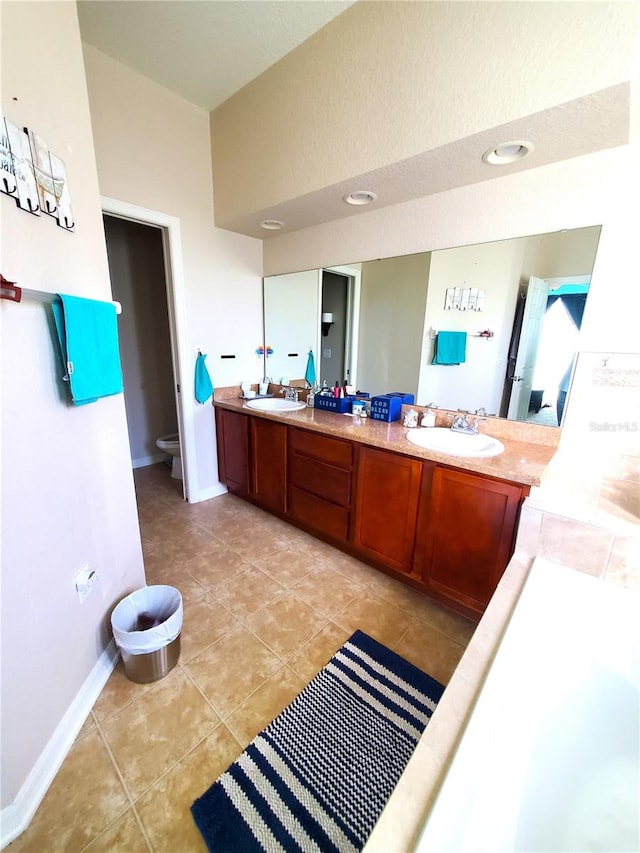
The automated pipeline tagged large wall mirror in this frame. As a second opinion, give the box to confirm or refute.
[263,225,601,427]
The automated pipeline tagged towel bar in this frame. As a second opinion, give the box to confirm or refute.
[0,274,122,314]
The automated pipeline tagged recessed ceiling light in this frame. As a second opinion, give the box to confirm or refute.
[343,190,378,206]
[259,219,285,230]
[482,140,534,165]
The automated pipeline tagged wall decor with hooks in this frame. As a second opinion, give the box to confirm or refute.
[1,114,74,230]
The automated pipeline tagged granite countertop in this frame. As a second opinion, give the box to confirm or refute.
[213,396,558,487]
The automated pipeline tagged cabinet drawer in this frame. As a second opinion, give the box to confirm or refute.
[289,427,352,469]
[289,454,351,506]
[288,486,350,542]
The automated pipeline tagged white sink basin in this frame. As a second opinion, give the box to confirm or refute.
[245,397,306,412]
[406,427,504,457]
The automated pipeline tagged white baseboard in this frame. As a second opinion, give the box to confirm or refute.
[190,482,228,503]
[0,641,119,849]
[132,453,167,469]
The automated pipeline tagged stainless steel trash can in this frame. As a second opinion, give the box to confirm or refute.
[111,585,183,684]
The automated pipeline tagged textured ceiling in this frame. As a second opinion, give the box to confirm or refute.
[76,0,355,111]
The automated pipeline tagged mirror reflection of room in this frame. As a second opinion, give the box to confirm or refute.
[264,224,601,426]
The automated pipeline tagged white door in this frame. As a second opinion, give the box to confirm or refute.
[507,276,549,420]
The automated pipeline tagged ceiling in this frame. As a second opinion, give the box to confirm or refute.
[76,1,634,239]
[76,0,355,111]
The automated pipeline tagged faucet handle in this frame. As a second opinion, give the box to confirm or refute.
[473,416,488,433]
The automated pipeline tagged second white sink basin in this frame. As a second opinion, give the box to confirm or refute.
[406,427,504,457]
[245,397,306,412]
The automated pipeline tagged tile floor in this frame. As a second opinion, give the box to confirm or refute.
[10,463,476,852]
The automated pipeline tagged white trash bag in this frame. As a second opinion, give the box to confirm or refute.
[111,585,182,655]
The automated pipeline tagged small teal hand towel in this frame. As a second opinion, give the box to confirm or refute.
[304,349,316,385]
[433,331,467,365]
[195,353,214,404]
[52,294,123,405]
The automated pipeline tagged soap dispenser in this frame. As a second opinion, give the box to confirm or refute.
[421,407,437,428]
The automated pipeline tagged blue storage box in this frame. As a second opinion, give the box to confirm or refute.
[314,395,354,414]
[388,391,415,404]
[370,395,403,422]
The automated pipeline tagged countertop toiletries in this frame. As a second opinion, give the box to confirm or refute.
[404,408,419,428]
[422,408,436,428]
[333,382,340,398]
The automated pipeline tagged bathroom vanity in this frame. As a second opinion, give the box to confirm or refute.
[213,399,557,619]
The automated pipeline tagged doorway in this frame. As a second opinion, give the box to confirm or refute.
[101,196,195,502]
[320,270,349,387]
[103,215,179,482]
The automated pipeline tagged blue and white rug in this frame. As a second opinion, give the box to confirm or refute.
[191,630,444,852]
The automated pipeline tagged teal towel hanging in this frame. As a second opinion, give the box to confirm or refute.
[195,352,214,404]
[52,294,123,405]
[304,349,316,385]
[432,331,467,365]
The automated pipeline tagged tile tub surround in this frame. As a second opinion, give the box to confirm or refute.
[8,464,475,852]
[213,392,559,487]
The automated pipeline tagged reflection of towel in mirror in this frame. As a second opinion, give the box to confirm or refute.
[432,331,467,365]
[195,353,214,403]
[52,294,123,405]
[304,349,316,385]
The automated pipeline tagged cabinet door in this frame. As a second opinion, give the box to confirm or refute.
[417,467,524,613]
[352,446,423,574]
[251,418,286,513]
[215,408,249,495]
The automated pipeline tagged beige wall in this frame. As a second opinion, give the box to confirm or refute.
[357,253,431,398]
[1,2,145,812]
[82,44,263,498]
[263,141,640,365]
[212,1,638,226]
[420,238,527,413]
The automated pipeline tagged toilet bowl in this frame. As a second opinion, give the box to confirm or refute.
[156,433,182,479]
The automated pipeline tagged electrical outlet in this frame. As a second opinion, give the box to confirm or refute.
[75,566,97,603]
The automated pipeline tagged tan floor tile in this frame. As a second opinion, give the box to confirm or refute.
[180,592,239,662]
[142,550,179,581]
[166,525,230,562]
[83,808,149,853]
[284,528,338,561]
[199,514,246,543]
[325,550,381,585]
[7,730,128,852]
[367,571,451,621]
[214,565,284,618]
[136,724,242,853]
[246,591,328,658]
[333,589,413,649]
[292,566,362,617]
[93,660,156,723]
[255,547,317,588]
[226,530,288,562]
[394,620,466,686]
[288,622,351,683]
[411,599,477,646]
[75,712,97,741]
[226,665,306,746]
[145,566,208,602]
[182,547,251,591]
[186,626,282,716]
[101,668,219,800]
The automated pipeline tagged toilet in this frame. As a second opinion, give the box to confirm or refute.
[156,433,182,479]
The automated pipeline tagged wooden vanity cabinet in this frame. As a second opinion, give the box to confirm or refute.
[287,427,353,543]
[352,446,426,575]
[414,466,528,616]
[250,418,286,513]
[215,406,530,618]
[214,407,250,495]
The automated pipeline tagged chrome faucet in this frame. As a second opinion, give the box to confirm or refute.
[450,413,487,435]
[280,386,300,402]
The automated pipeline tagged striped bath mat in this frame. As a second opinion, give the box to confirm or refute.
[191,630,444,851]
